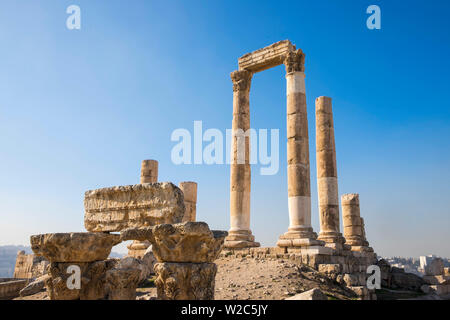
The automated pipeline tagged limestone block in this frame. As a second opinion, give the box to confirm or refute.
[84,183,185,232]
[19,274,50,297]
[154,262,216,300]
[141,246,156,275]
[179,181,197,222]
[13,251,48,279]
[140,160,158,184]
[0,279,28,300]
[285,288,328,300]
[238,40,296,73]
[30,232,121,263]
[318,264,341,274]
[121,222,227,263]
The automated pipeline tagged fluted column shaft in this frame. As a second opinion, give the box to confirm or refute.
[225,70,259,248]
[316,97,345,244]
[278,50,322,248]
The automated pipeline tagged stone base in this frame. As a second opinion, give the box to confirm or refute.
[154,262,217,300]
[224,230,260,248]
[350,245,374,253]
[318,232,350,250]
[277,227,325,248]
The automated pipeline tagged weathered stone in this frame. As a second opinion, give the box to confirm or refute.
[390,271,424,291]
[45,260,114,300]
[128,159,160,257]
[19,274,50,297]
[285,288,328,300]
[420,256,444,276]
[0,278,28,300]
[104,258,141,300]
[122,222,228,263]
[13,251,48,279]
[140,160,158,184]
[30,232,121,263]
[318,263,341,274]
[141,246,156,275]
[44,257,143,300]
[225,69,259,249]
[154,262,216,300]
[179,181,197,222]
[127,240,151,259]
[84,183,185,232]
[238,40,296,73]
[116,256,151,284]
[316,96,346,246]
[376,259,392,287]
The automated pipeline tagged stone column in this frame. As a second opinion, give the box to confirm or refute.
[315,96,346,248]
[224,70,259,248]
[179,181,197,222]
[140,160,158,184]
[128,159,159,258]
[342,194,363,246]
[277,50,322,248]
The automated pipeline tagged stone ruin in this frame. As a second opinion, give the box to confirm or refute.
[24,159,223,300]
[223,40,378,300]
[121,222,227,299]
[13,250,48,279]
[420,256,450,295]
[7,40,414,301]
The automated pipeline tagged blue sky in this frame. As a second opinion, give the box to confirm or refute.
[0,0,449,257]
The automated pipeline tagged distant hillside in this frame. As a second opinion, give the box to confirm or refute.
[0,245,125,278]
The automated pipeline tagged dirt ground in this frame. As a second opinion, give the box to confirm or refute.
[136,256,356,300]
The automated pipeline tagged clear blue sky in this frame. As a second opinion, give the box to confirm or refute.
[0,0,449,257]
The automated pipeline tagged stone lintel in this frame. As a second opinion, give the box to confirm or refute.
[238,40,296,73]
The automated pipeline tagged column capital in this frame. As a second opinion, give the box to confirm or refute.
[284,49,305,74]
[230,69,252,92]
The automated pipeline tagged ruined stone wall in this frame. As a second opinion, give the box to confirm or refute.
[13,251,48,279]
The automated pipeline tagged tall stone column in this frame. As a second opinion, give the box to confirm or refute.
[277,50,323,249]
[128,159,159,258]
[224,70,259,248]
[179,181,197,222]
[315,96,346,248]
